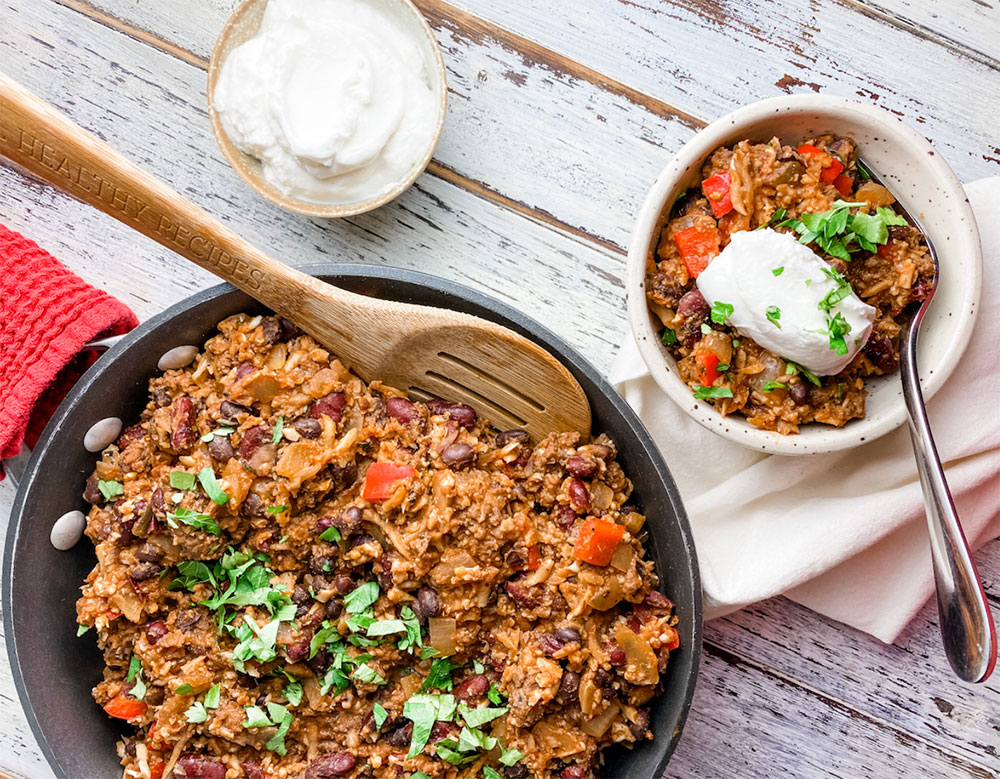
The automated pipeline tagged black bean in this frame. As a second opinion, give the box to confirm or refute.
[241,492,266,518]
[292,586,311,605]
[383,721,412,747]
[292,417,322,439]
[334,576,354,594]
[136,544,162,563]
[260,317,282,345]
[152,389,172,408]
[310,555,337,574]
[333,506,362,535]
[555,670,580,705]
[864,335,900,373]
[207,435,234,462]
[427,399,477,428]
[411,587,440,621]
[629,708,651,739]
[175,610,202,632]
[130,562,162,581]
[503,766,530,779]
[219,400,252,421]
[280,318,304,340]
[349,533,376,550]
[496,429,529,446]
[789,382,809,404]
[125,741,137,757]
[304,752,356,778]
[82,473,103,505]
[538,634,564,655]
[441,442,474,468]
[116,519,136,547]
[594,667,616,690]
[554,627,581,645]
[324,600,343,620]
[386,397,418,424]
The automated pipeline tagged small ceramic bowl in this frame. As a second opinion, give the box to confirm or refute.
[626,95,982,455]
[206,0,447,218]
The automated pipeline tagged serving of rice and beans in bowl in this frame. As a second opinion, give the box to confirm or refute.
[646,134,933,435]
[75,314,680,779]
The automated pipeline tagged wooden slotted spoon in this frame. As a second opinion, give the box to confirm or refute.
[0,72,591,438]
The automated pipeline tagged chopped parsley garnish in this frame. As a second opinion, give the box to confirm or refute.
[500,745,526,766]
[354,663,387,686]
[175,683,194,695]
[692,385,733,400]
[204,683,221,709]
[169,471,197,490]
[484,769,503,779]
[76,624,91,637]
[185,701,208,723]
[265,702,293,755]
[772,266,784,276]
[732,338,741,347]
[458,702,508,728]
[825,311,852,355]
[266,505,289,515]
[126,656,146,700]
[309,622,341,659]
[272,416,284,445]
[777,200,906,261]
[167,507,222,535]
[710,301,734,324]
[660,328,678,346]
[373,702,388,730]
[344,581,380,615]
[283,679,303,707]
[785,360,822,387]
[700,323,712,335]
[487,683,505,705]
[97,480,124,502]
[420,657,456,692]
[403,693,457,759]
[318,525,342,543]
[243,704,272,729]
[756,207,787,230]
[761,381,788,392]
[200,426,234,443]
[197,467,229,506]
[765,305,781,328]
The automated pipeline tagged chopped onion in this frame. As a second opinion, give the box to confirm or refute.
[588,578,623,611]
[614,625,659,686]
[610,544,634,572]
[427,617,457,656]
[581,701,620,737]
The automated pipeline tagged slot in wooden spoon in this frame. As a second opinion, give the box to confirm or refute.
[0,71,591,438]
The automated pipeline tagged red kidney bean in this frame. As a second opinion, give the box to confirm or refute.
[538,634,564,656]
[496,429,529,446]
[310,392,346,422]
[561,765,588,779]
[292,416,322,439]
[304,753,356,778]
[136,544,162,563]
[864,335,899,373]
[386,396,418,424]
[239,425,271,462]
[151,487,165,512]
[441,442,474,468]
[429,721,459,743]
[554,626,581,644]
[175,755,227,779]
[130,562,162,582]
[554,505,578,529]
[592,443,615,462]
[453,674,489,703]
[117,424,144,450]
[644,591,673,611]
[607,645,626,667]
[411,587,440,621]
[315,516,336,536]
[116,519,136,548]
[280,318,304,339]
[145,620,168,644]
[790,381,809,405]
[170,397,198,453]
[504,579,541,609]
[427,399,477,428]
[567,479,590,513]
[677,289,709,318]
[175,610,202,633]
[83,474,102,505]
[260,317,282,345]
[207,435,234,462]
[241,762,265,779]
[555,670,580,705]
[235,362,256,380]
[285,640,310,663]
[566,455,597,478]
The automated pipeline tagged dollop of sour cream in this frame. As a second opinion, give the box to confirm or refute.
[213,0,439,204]
[696,229,875,375]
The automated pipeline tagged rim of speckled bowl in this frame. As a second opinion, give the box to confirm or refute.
[626,94,982,455]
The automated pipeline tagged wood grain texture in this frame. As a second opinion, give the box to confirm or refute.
[1,0,999,778]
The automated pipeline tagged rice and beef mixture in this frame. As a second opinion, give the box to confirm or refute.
[646,135,933,434]
[76,314,679,779]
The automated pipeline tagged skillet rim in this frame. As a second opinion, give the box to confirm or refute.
[3,263,702,779]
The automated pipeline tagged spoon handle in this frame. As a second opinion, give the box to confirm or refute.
[901,326,997,683]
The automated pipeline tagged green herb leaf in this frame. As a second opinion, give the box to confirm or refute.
[354,663,387,686]
[272,417,284,445]
[283,679,303,707]
[97,480,124,502]
[373,702,388,730]
[321,665,351,696]
[487,683,504,705]
[660,328,678,346]
[761,381,788,392]
[265,703,293,755]
[175,683,194,695]
[404,694,457,759]
[484,768,503,779]
[76,624,91,637]
[692,385,733,400]
[420,658,456,692]
[200,426,234,443]
[710,301,734,325]
[185,702,207,723]
[266,505,289,516]
[765,305,781,328]
[319,525,342,543]
[197,467,229,506]
[168,507,222,536]
[126,656,146,700]
[204,683,221,709]
[344,582,380,615]
[757,207,787,230]
[772,266,784,276]
[499,745,526,766]
[170,471,197,490]
[458,725,497,753]
[243,705,272,729]
[459,702,508,728]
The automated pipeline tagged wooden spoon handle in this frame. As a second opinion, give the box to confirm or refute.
[0,70,324,320]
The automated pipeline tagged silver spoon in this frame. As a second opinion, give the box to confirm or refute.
[859,159,996,682]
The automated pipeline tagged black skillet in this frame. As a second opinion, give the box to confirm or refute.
[3,264,702,778]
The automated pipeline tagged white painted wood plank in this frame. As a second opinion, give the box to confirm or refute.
[858,0,1000,64]
[64,0,699,253]
[444,0,1000,184]
[704,542,1000,771]
[0,0,632,371]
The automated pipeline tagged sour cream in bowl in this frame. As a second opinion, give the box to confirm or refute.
[207,0,447,217]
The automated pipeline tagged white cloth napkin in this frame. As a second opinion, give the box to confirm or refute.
[609,178,1000,643]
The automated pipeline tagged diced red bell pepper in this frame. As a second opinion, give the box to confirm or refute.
[362,462,416,501]
[105,610,122,620]
[527,544,540,571]
[695,352,720,385]
[661,626,680,651]
[672,225,720,279]
[833,173,853,197]
[103,694,147,720]
[149,763,165,779]
[574,517,625,567]
[701,171,734,217]
[797,144,843,184]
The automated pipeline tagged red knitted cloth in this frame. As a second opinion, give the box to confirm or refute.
[0,224,139,461]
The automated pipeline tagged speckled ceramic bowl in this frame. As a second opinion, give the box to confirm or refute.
[626,95,982,455]
[206,0,447,218]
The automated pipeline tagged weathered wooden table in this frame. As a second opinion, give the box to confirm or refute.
[1,0,998,776]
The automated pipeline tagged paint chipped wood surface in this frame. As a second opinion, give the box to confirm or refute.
[0,0,998,777]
